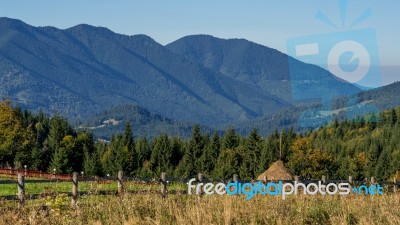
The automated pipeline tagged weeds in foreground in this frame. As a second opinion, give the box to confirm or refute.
[0,193,399,225]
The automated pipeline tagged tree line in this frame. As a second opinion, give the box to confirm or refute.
[0,100,399,180]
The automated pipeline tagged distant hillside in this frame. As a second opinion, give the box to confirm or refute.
[166,35,360,104]
[0,18,294,126]
[93,79,400,138]
[357,81,400,109]
[76,104,215,139]
[234,81,400,135]
[0,18,361,129]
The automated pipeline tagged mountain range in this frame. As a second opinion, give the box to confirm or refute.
[1,17,397,138]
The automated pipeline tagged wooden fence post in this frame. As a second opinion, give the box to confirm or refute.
[294,176,299,183]
[118,171,124,196]
[394,177,397,193]
[233,174,239,183]
[161,172,167,198]
[71,172,78,206]
[371,177,375,185]
[232,174,239,196]
[263,175,267,184]
[18,174,25,208]
[197,173,204,198]
[348,176,353,192]
[322,175,326,184]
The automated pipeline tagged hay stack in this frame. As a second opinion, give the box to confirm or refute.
[257,160,293,181]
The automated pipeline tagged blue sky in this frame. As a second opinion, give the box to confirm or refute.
[1,0,399,84]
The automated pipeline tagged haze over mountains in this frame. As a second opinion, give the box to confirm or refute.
[1,17,397,138]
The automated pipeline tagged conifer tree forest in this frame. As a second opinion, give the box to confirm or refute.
[0,100,399,181]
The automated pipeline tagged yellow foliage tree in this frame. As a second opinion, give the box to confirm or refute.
[0,100,33,167]
[288,137,334,179]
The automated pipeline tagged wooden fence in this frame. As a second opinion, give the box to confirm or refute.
[0,168,73,180]
[0,169,399,208]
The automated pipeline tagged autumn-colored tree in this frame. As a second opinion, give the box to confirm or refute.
[0,100,33,168]
[287,137,335,179]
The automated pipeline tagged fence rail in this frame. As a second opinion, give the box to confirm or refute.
[0,168,73,180]
[0,169,399,207]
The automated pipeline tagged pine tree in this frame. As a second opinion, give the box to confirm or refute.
[221,128,239,150]
[83,145,102,176]
[214,146,242,179]
[150,134,172,174]
[375,147,391,179]
[170,137,183,167]
[135,137,151,172]
[390,149,400,178]
[47,114,73,150]
[31,112,51,171]
[122,123,136,175]
[390,108,397,126]
[69,132,94,173]
[49,147,71,173]
[102,135,126,176]
[30,146,45,171]
[366,142,381,177]
[259,141,272,175]
[240,129,262,179]
[200,132,220,174]
[122,123,134,150]
[181,125,204,177]
[368,113,378,131]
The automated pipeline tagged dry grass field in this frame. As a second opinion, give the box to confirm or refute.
[0,192,399,225]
